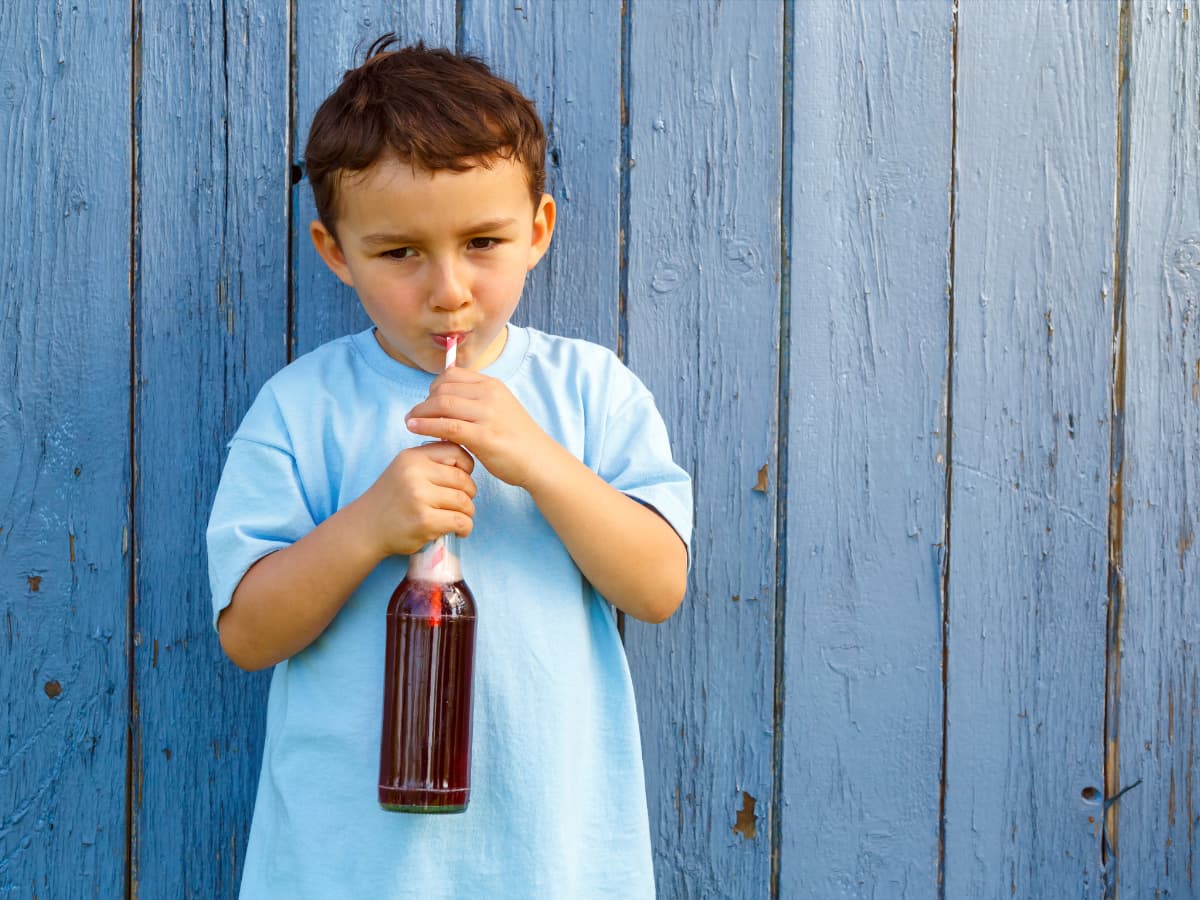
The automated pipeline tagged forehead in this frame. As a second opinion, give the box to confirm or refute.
[334,154,533,224]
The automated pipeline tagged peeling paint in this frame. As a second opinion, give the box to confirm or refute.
[732,791,757,840]
[753,465,769,493]
[43,681,61,699]
[26,575,41,593]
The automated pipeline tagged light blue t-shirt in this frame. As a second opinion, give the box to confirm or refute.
[207,325,692,899]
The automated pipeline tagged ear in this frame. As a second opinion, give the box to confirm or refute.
[310,220,355,287]
[526,194,556,270]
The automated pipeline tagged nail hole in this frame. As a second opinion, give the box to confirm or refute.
[1081,786,1100,802]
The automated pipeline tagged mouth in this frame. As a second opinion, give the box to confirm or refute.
[431,332,468,350]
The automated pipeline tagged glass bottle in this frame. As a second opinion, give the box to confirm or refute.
[378,532,477,813]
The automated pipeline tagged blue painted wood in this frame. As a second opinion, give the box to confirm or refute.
[292,0,456,357]
[779,1,952,895]
[0,5,132,897]
[9,4,1200,896]
[460,0,621,348]
[944,2,1118,895]
[1117,0,1200,893]
[132,2,288,896]
[620,1,782,894]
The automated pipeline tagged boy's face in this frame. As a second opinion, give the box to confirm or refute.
[311,154,555,373]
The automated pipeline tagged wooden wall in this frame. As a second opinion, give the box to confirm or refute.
[3,1,1198,897]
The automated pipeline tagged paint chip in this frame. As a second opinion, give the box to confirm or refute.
[753,465,768,493]
[732,791,757,840]
[27,575,42,593]
[43,680,61,699]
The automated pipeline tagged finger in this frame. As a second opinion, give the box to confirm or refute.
[448,511,474,539]
[420,509,474,542]
[427,463,477,499]
[412,439,475,474]
[431,367,487,389]
[428,485,475,518]
[407,416,477,446]
[408,393,484,424]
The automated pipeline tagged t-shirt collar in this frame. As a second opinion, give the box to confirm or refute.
[352,324,530,385]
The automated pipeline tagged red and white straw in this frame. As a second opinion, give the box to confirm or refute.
[444,336,457,370]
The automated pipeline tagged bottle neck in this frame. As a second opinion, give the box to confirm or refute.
[406,534,462,583]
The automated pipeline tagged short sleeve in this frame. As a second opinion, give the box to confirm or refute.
[205,436,317,630]
[595,381,693,560]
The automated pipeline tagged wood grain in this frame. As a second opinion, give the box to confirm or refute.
[0,4,132,896]
[620,1,783,894]
[779,1,953,895]
[132,2,288,895]
[1116,0,1200,893]
[9,3,1200,896]
[944,2,1119,895]
[460,0,621,348]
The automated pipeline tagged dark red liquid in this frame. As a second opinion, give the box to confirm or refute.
[378,578,476,813]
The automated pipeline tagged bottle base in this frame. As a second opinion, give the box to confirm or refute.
[378,786,470,814]
[380,801,468,814]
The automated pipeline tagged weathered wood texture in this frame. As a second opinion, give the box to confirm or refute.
[621,1,782,895]
[10,1,1200,897]
[0,4,132,898]
[460,0,621,348]
[132,2,287,896]
[945,2,1118,896]
[1118,0,1200,894]
[780,1,952,895]
[292,0,455,357]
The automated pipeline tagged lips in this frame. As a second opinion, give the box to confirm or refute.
[431,332,467,350]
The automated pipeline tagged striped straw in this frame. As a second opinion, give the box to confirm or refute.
[444,336,457,370]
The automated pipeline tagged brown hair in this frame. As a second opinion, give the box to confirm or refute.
[305,36,547,236]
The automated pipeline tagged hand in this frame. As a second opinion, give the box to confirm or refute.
[358,441,477,558]
[405,368,557,488]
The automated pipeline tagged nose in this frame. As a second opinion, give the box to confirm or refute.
[429,258,471,311]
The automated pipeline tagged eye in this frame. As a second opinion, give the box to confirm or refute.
[467,237,500,251]
[383,247,416,260]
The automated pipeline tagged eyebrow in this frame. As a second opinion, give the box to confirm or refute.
[361,218,519,246]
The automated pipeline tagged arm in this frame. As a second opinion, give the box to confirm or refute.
[217,442,477,670]
[522,441,687,623]
[406,368,688,623]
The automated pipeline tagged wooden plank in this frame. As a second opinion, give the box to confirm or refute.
[1116,0,1200,893]
[944,2,1118,895]
[620,2,782,894]
[0,5,131,897]
[132,3,288,895]
[292,0,456,356]
[779,1,952,894]
[460,0,621,348]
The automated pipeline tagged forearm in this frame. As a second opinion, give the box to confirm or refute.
[525,443,687,623]
[218,497,384,670]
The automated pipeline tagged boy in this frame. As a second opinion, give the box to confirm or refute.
[207,37,691,898]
